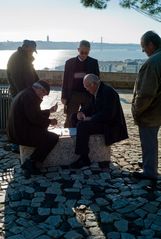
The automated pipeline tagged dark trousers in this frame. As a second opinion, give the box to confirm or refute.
[30,131,59,163]
[139,126,160,178]
[72,113,104,157]
[64,91,91,128]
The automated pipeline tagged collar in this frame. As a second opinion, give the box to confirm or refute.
[151,48,161,56]
[77,56,88,62]
[94,81,101,98]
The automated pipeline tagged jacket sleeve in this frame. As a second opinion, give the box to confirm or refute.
[90,90,117,123]
[132,62,160,117]
[61,61,70,100]
[23,95,51,128]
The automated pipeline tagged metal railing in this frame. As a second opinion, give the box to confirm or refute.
[0,86,11,130]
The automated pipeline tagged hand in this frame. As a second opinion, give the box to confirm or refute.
[50,118,57,126]
[61,98,67,105]
[77,112,86,121]
[50,103,58,113]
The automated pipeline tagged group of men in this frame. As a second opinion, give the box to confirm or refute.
[7,31,161,181]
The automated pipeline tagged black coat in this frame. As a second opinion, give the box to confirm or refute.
[62,56,100,101]
[7,47,39,97]
[81,82,128,146]
[7,88,51,146]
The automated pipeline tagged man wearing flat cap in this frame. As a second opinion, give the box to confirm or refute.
[7,39,39,153]
[7,39,39,98]
[7,80,59,177]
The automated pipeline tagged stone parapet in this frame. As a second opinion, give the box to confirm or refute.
[0,69,136,89]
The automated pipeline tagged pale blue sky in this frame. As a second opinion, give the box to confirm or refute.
[0,0,161,43]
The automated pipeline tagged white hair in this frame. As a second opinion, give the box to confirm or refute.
[83,74,100,85]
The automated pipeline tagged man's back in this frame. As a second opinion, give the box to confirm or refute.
[7,47,39,97]
[7,88,50,145]
[132,48,161,127]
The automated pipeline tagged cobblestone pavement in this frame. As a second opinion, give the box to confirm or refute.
[0,90,161,239]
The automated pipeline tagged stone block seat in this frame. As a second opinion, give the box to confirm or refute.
[20,128,111,167]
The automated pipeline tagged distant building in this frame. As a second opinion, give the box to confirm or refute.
[47,35,49,42]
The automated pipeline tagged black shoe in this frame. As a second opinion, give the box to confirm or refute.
[138,161,143,168]
[132,172,157,181]
[3,144,12,152]
[70,156,91,169]
[21,159,33,170]
[99,161,110,169]
[22,159,41,176]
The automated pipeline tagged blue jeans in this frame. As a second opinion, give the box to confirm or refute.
[139,126,160,178]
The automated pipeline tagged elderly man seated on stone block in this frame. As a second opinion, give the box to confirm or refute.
[7,80,59,177]
[71,74,128,168]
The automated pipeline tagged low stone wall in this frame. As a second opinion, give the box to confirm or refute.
[0,69,136,89]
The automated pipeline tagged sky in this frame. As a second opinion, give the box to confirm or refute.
[0,0,161,44]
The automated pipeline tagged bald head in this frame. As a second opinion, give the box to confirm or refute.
[83,74,100,95]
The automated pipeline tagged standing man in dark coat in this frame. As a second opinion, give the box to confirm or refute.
[7,80,59,177]
[7,39,39,97]
[7,40,39,153]
[61,40,100,127]
[132,31,161,180]
[71,74,128,168]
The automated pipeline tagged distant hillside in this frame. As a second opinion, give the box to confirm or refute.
[0,41,139,50]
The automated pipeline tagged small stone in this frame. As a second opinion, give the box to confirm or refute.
[107,232,120,239]
[32,197,44,203]
[151,223,161,231]
[55,195,66,203]
[45,215,62,228]
[62,208,74,217]
[64,188,80,193]
[36,236,50,239]
[112,199,129,210]
[121,233,135,239]
[68,217,82,228]
[141,229,155,237]
[38,208,50,216]
[143,203,158,214]
[114,219,128,232]
[51,208,64,215]
[64,230,83,239]
[77,199,92,206]
[7,235,25,239]
[22,226,44,239]
[95,198,109,206]
[100,212,114,223]
[47,229,64,238]
[153,215,161,226]
[134,218,144,227]
[135,208,147,218]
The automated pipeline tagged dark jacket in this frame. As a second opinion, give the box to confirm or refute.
[62,56,99,101]
[7,88,51,146]
[132,48,161,127]
[7,47,39,97]
[81,82,128,146]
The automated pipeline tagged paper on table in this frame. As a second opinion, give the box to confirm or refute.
[48,128,76,136]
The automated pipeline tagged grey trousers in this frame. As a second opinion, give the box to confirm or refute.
[139,126,160,178]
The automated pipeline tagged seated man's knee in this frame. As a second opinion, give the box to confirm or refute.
[77,121,89,131]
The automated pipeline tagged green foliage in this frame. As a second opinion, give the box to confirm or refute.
[81,0,161,22]
[81,0,109,9]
